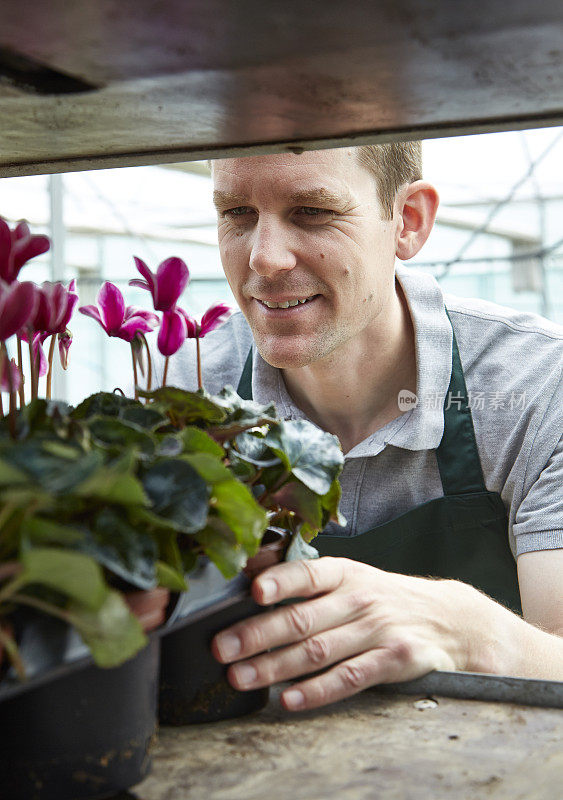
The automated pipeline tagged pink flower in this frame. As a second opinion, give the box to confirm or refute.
[0,356,22,392]
[79,282,159,342]
[0,218,50,284]
[182,303,234,338]
[21,280,79,376]
[129,256,189,312]
[30,279,79,337]
[0,280,38,341]
[157,309,187,357]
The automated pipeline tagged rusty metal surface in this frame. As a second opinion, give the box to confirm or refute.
[127,685,563,800]
[0,1,562,176]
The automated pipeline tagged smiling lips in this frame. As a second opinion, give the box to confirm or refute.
[258,295,317,309]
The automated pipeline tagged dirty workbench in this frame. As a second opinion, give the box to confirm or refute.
[127,684,562,800]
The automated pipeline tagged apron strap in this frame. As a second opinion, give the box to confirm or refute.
[436,311,487,495]
[237,347,254,400]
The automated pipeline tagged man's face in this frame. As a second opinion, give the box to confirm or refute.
[213,148,399,369]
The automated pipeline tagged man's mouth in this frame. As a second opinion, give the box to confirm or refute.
[257,295,317,309]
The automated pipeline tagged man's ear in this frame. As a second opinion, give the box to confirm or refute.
[394,181,439,261]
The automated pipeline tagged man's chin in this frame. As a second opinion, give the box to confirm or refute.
[254,339,318,370]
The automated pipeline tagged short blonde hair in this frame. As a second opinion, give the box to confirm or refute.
[356,141,422,219]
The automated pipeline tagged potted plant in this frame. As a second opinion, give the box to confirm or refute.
[0,219,345,797]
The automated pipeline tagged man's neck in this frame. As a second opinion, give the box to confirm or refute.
[281,280,417,454]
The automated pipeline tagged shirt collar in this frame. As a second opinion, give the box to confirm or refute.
[252,264,453,456]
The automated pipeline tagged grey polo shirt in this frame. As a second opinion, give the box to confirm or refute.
[165,265,563,560]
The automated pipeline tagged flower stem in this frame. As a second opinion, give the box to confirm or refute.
[28,337,38,400]
[10,592,71,626]
[142,334,152,397]
[0,624,26,680]
[196,336,202,390]
[16,335,25,408]
[45,334,56,400]
[162,357,170,388]
[1,343,16,437]
[0,346,4,417]
[130,343,139,401]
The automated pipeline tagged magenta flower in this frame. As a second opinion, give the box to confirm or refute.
[79,282,159,342]
[129,256,190,312]
[58,330,72,370]
[182,303,234,339]
[30,279,79,338]
[0,280,38,341]
[178,303,233,390]
[0,356,22,392]
[157,309,187,357]
[0,218,51,284]
[21,280,79,377]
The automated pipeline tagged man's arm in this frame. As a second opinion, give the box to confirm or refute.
[212,554,563,712]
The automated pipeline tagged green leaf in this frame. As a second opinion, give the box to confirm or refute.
[211,479,267,553]
[142,459,209,533]
[285,531,321,562]
[321,478,347,527]
[270,482,323,530]
[155,560,188,591]
[183,452,233,485]
[20,516,85,547]
[154,528,184,574]
[87,416,156,456]
[0,458,28,487]
[75,456,149,507]
[40,441,81,460]
[68,590,147,668]
[78,508,159,590]
[206,386,278,440]
[195,520,248,580]
[71,391,137,421]
[119,404,167,430]
[225,450,258,481]
[2,440,103,493]
[138,386,227,426]
[180,426,225,458]
[20,548,109,610]
[263,420,344,496]
[233,431,281,467]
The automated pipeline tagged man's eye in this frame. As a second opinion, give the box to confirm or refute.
[297,207,332,218]
[223,206,251,217]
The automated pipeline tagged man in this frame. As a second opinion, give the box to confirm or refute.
[167,144,563,712]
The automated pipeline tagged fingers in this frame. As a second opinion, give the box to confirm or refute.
[213,581,375,664]
[226,617,376,690]
[280,643,435,712]
[251,556,347,606]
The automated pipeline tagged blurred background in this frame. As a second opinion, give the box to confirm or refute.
[1,126,562,405]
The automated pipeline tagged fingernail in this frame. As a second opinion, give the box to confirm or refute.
[283,688,305,710]
[233,662,257,687]
[259,578,277,603]
[216,632,241,661]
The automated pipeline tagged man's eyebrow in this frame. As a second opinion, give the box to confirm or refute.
[212,190,249,209]
[212,187,354,210]
[288,188,353,208]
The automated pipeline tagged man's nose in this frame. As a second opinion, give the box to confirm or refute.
[248,219,297,276]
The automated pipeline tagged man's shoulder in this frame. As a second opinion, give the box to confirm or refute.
[444,293,562,383]
[444,292,563,342]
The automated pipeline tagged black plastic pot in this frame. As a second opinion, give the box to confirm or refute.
[159,529,289,725]
[0,633,160,800]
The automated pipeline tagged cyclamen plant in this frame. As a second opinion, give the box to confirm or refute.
[0,218,345,680]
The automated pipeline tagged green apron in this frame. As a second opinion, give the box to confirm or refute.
[237,317,522,614]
